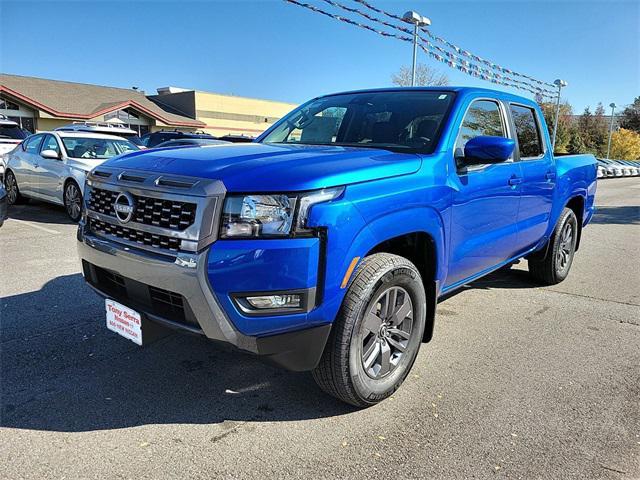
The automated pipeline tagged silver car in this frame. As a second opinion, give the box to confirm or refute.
[4,131,138,221]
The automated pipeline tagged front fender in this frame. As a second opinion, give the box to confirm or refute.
[306,183,449,327]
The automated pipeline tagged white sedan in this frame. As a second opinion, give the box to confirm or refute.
[4,131,139,221]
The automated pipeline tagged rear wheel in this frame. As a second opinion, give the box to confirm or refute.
[528,208,578,285]
[64,180,83,222]
[312,253,426,407]
[5,170,28,205]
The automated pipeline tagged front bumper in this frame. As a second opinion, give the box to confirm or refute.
[77,229,331,371]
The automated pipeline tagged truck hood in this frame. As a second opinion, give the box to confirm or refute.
[101,143,422,191]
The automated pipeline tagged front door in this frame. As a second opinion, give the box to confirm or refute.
[35,134,66,203]
[446,99,522,289]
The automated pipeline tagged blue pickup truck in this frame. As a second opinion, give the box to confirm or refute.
[77,87,597,407]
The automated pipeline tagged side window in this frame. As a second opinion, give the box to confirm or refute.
[23,134,43,154]
[455,100,505,152]
[510,105,543,158]
[40,135,61,156]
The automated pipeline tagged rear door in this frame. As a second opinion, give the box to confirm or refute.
[35,134,66,203]
[509,104,555,250]
[446,99,523,288]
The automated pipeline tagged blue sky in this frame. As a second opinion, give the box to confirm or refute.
[1,0,638,112]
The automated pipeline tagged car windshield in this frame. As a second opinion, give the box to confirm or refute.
[0,124,29,140]
[261,91,455,153]
[61,137,139,159]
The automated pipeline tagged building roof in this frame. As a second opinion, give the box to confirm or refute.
[0,74,205,128]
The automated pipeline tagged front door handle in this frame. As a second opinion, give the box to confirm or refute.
[545,171,556,180]
[508,176,523,186]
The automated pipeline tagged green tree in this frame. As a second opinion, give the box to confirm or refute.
[592,103,609,156]
[619,97,640,133]
[567,128,587,154]
[538,99,573,153]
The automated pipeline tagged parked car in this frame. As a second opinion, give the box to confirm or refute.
[4,131,139,221]
[78,87,597,407]
[140,130,217,148]
[56,122,145,148]
[0,184,7,227]
[598,158,624,177]
[617,160,639,176]
[0,115,30,182]
[154,138,231,148]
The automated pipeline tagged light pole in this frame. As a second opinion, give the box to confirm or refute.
[551,79,568,151]
[606,102,617,160]
[402,11,431,87]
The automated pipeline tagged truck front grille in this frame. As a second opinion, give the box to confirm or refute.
[88,187,197,231]
[89,218,181,252]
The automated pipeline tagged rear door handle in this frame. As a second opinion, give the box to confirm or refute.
[508,176,523,186]
[545,172,556,180]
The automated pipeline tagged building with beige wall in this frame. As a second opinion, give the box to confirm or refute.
[150,87,297,138]
[0,74,297,139]
[0,74,205,134]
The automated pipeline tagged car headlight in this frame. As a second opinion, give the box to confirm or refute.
[220,187,344,238]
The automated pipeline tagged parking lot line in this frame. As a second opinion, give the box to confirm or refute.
[8,218,60,235]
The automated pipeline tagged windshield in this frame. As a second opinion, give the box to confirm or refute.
[261,91,455,153]
[0,125,29,140]
[61,137,139,159]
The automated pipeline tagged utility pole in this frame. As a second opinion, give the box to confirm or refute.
[551,79,568,151]
[606,103,617,160]
[402,11,431,86]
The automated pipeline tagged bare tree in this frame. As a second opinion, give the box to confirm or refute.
[391,63,449,87]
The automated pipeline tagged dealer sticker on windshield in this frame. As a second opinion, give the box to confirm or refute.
[105,299,142,346]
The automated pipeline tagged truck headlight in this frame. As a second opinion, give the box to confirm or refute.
[220,187,343,238]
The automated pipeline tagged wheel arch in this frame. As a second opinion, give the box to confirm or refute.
[565,195,585,251]
[365,230,439,344]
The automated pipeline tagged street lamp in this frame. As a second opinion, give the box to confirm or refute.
[402,11,431,87]
[551,79,568,151]
[606,102,617,160]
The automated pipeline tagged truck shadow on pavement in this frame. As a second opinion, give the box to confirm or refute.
[588,206,639,225]
[7,201,75,225]
[1,274,356,433]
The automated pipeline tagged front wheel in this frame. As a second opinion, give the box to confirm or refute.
[64,180,83,222]
[528,208,578,285]
[312,253,426,407]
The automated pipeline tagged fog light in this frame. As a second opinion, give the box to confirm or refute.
[246,294,301,309]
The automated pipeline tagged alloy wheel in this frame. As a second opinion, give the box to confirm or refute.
[65,183,81,220]
[556,221,574,273]
[360,286,414,379]
[6,173,18,204]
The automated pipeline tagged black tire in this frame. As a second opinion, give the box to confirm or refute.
[312,253,426,407]
[4,170,28,205]
[528,208,578,285]
[63,180,83,222]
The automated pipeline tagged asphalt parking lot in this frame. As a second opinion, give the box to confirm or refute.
[1,178,638,479]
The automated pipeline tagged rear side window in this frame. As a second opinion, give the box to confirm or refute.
[455,100,505,151]
[510,105,543,158]
[23,134,43,153]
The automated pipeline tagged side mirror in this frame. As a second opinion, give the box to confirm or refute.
[459,136,515,167]
[41,149,60,160]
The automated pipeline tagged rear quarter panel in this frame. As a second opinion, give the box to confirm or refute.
[550,154,598,231]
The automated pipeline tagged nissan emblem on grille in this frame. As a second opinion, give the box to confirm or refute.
[114,192,136,224]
